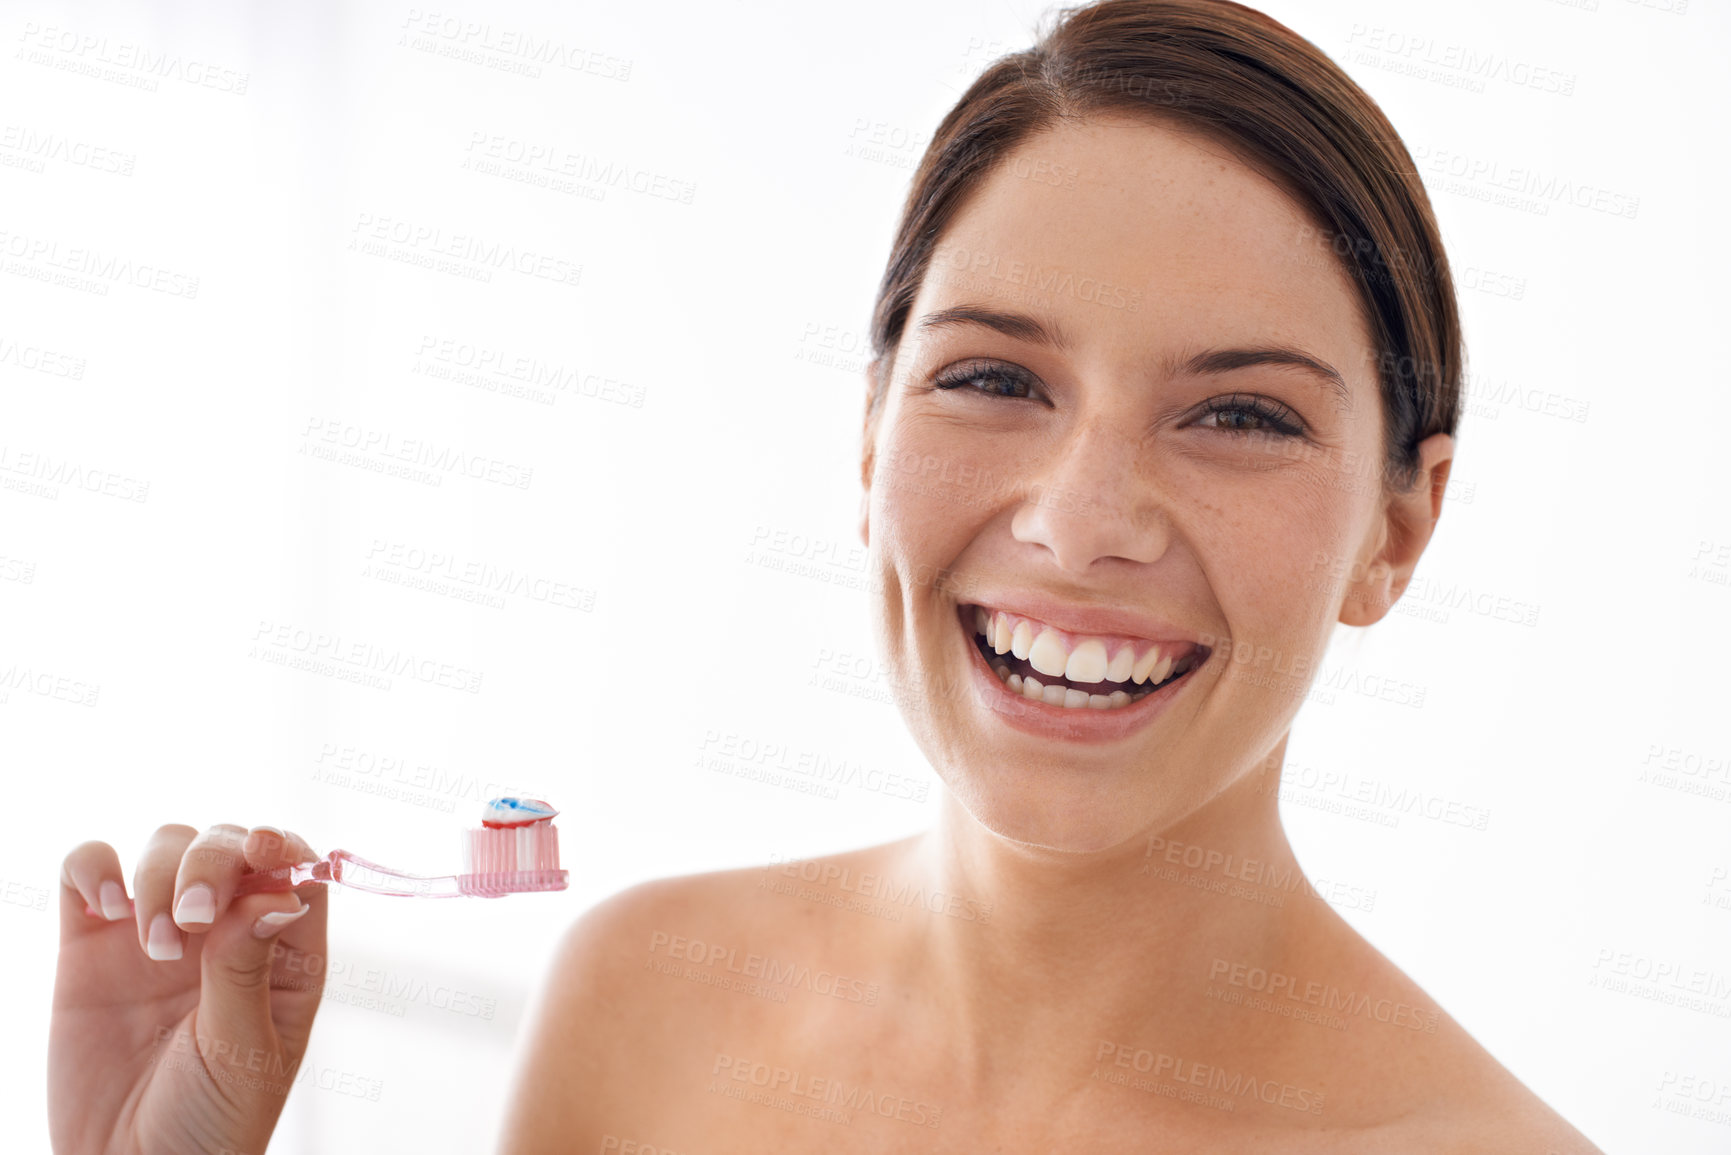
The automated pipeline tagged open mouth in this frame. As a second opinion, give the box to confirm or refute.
[959,603,1208,711]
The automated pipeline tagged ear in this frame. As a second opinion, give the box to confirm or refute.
[1339,433,1454,627]
[859,363,880,548]
[858,481,871,548]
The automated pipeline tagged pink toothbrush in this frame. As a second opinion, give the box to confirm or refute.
[234,797,568,899]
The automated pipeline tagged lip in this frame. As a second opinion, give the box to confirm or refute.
[960,590,1207,648]
[955,605,1205,745]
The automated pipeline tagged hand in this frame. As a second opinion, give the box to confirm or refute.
[50,824,330,1155]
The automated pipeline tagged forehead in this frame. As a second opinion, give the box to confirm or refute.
[911,115,1373,372]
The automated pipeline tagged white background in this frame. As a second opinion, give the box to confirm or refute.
[2,0,1727,1151]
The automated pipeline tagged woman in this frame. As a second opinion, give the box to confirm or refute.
[50,1,1606,1150]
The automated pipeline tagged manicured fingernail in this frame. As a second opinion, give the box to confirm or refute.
[174,884,216,926]
[252,902,310,939]
[146,912,184,961]
[249,825,287,852]
[99,880,130,921]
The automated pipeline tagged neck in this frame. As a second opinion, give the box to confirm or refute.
[893,740,1321,1089]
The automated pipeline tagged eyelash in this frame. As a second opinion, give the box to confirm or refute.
[932,360,1038,399]
[930,361,1307,438]
[1195,392,1306,438]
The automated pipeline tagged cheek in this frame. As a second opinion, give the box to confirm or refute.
[873,421,1000,550]
[1174,464,1363,633]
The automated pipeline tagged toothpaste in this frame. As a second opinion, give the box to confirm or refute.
[480,797,558,829]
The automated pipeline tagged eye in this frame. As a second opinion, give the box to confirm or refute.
[931,358,1043,401]
[1193,392,1306,438]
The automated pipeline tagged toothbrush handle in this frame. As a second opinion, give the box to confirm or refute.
[234,854,335,896]
[324,850,466,897]
[233,850,566,898]
[233,850,454,897]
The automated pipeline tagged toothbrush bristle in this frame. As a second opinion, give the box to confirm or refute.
[463,820,559,872]
[461,826,563,896]
[460,797,567,896]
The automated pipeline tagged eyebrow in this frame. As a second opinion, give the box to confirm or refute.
[912,303,1350,411]
[1182,347,1352,412]
[914,304,1075,351]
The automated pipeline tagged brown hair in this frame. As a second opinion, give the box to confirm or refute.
[863,0,1461,490]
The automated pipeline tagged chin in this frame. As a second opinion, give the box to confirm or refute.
[945,767,1163,856]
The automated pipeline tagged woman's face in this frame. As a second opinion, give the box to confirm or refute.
[860,115,1448,853]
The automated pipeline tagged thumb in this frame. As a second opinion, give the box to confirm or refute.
[191,891,315,1075]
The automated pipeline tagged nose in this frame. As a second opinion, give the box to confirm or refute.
[1009,416,1170,572]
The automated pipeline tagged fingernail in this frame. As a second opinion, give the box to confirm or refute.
[146,912,184,961]
[250,825,288,853]
[99,880,130,921]
[252,902,310,939]
[174,883,216,926]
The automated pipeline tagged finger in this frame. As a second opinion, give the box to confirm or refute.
[133,824,197,962]
[265,879,330,1057]
[171,824,251,935]
[269,863,328,963]
[242,825,320,871]
[58,840,130,944]
[198,889,322,1070]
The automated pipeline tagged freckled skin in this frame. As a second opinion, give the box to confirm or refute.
[498,118,1603,1154]
[862,115,1404,852]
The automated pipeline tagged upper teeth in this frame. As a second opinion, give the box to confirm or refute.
[971,605,1182,686]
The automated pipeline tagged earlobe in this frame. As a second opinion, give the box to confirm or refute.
[1338,556,1392,628]
[1337,433,1454,628]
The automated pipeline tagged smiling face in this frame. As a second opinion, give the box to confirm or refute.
[860,115,1450,852]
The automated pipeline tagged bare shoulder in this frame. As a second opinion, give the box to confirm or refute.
[494,839,914,1152]
[1389,1028,1606,1155]
[556,834,917,967]
[1369,1068,1606,1155]
[1302,922,1606,1154]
